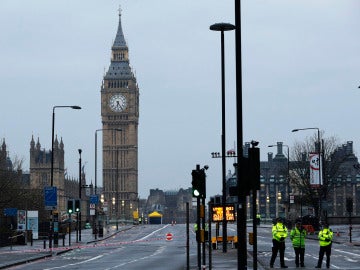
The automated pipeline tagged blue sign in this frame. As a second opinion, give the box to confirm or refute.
[44,186,57,208]
[4,208,17,216]
[90,195,99,205]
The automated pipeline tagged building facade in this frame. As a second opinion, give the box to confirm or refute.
[29,136,89,222]
[101,10,139,221]
[142,188,195,224]
[226,141,360,223]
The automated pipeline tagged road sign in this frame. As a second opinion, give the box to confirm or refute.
[166,233,173,241]
[4,208,17,216]
[211,204,235,222]
[44,186,57,210]
[90,195,99,204]
[90,203,96,209]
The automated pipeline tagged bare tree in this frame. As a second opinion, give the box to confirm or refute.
[290,132,346,219]
[0,156,27,210]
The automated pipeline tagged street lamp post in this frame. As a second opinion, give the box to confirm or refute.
[277,192,282,217]
[78,149,82,242]
[268,143,290,219]
[50,105,81,248]
[51,106,81,186]
[211,150,237,253]
[266,195,270,220]
[292,127,322,220]
[210,22,235,254]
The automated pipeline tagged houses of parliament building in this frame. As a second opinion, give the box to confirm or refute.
[0,9,139,224]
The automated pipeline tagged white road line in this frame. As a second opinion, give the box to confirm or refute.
[104,246,166,269]
[44,255,104,270]
[138,224,170,241]
[333,248,360,258]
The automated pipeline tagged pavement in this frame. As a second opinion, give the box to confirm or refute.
[0,225,129,269]
[0,224,359,269]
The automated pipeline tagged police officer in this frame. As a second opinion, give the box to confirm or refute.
[270,217,288,268]
[316,223,333,269]
[290,221,306,267]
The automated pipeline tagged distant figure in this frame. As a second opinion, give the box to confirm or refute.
[290,222,306,267]
[256,213,261,226]
[270,217,288,268]
[315,223,333,269]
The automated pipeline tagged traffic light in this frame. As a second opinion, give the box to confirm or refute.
[198,169,206,198]
[67,199,74,214]
[192,169,201,197]
[237,145,260,196]
[248,146,260,191]
[191,168,206,198]
[75,199,81,213]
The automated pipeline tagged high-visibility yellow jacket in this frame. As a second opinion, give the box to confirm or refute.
[318,228,333,247]
[272,222,288,242]
[290,227,306,248]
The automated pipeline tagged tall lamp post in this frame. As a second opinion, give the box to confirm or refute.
[210,22,235,254]
[234,0,248,267]
[277,192,282,217]
[50,105,81,248]
[78,149,82,242]
[292,127,322,219]
[268,143,290,219]
[51,105,81,186]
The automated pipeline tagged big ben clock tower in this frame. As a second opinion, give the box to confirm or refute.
[101,9,139,221]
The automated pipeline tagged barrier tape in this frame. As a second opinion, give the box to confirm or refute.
[0,233,185,255]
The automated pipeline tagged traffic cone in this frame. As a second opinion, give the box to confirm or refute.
[336,229,340,237]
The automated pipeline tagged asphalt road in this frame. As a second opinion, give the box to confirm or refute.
[6,224,193,270]
[3,223,359,269]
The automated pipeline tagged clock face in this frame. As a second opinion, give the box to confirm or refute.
[109,94,127,112]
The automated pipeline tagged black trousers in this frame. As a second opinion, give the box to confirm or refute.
[317,244,332,268]
[293,247,305,266]
[270,239,286,266]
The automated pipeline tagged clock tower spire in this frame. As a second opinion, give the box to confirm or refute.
[101,9,139,222]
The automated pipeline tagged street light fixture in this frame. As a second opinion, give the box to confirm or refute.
[51,105,81,186]
[292,127,322,220]
[50,105,81,248]
[210,22,235,254]
[268,143,290,218]
[277,191,282,217]
[266,195,270,220]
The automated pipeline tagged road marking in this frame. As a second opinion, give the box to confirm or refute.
[138,224,170,241]
[333,248,360,258]
[103,246,166,269]
[44,255,103,269]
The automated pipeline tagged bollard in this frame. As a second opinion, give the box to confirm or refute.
[62,234,65,247]
[31,233,33,246]
[43,239,46,249]
[9,237,13,251]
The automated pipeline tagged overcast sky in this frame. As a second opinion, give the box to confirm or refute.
[1,0,359,199]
